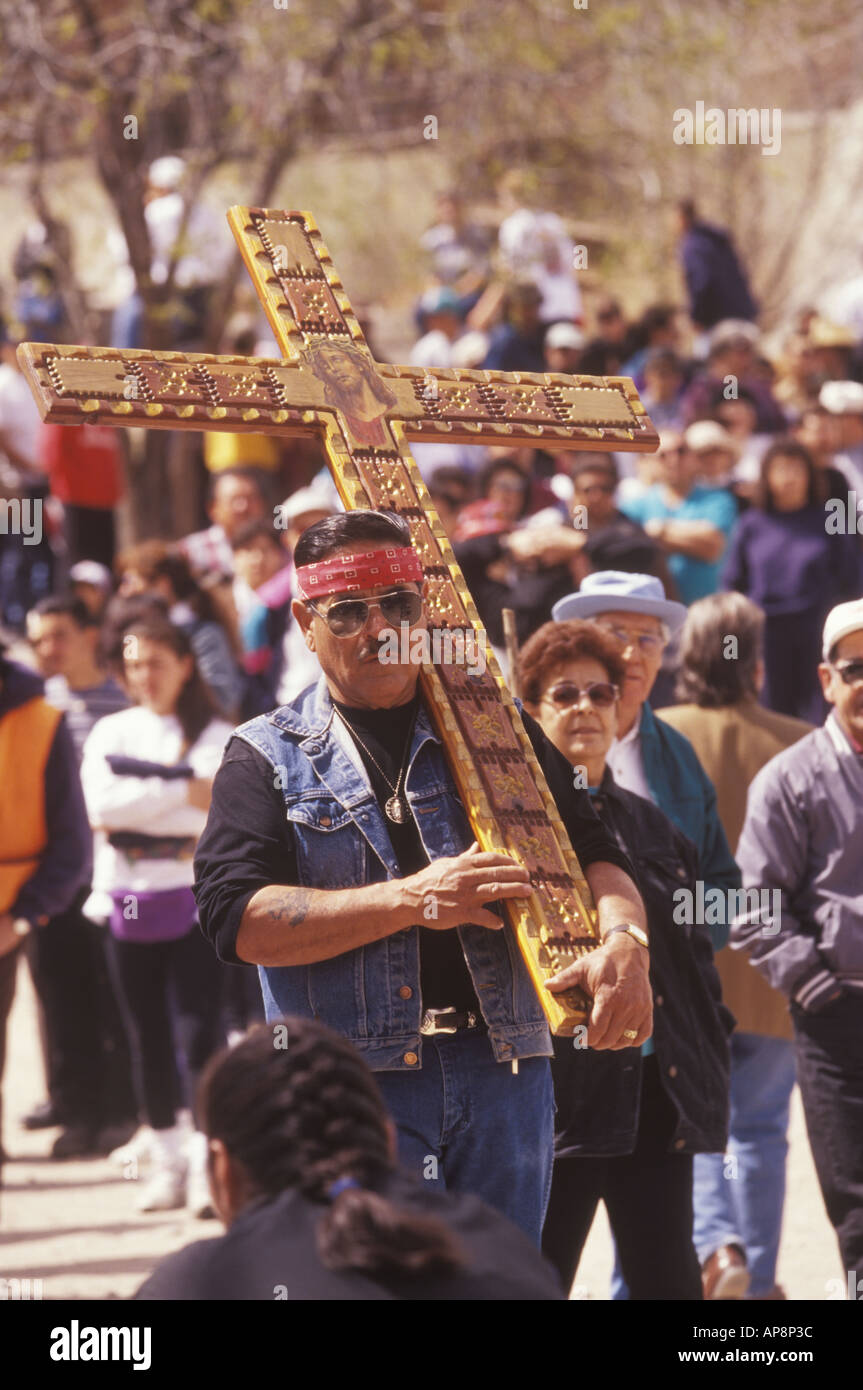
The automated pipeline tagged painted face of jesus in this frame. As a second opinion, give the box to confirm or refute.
[317,347,366,394]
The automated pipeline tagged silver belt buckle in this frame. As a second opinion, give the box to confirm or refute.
[420,1006,458,1036]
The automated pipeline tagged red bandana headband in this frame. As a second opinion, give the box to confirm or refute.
[295,546,424,600]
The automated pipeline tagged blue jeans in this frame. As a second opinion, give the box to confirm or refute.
[374,1031,554,1246]
[693,1031,796,1295]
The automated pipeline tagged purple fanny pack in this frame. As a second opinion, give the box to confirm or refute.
[109,886,198,943]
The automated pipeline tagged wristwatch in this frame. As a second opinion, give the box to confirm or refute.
[603,922,649,950]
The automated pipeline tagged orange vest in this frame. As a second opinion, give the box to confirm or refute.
[0,696,61,915]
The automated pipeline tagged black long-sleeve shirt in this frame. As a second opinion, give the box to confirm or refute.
[135,1168,563,1300]
[194,701,634,968]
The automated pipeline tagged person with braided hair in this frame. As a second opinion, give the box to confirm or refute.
[134,1017,562,1299]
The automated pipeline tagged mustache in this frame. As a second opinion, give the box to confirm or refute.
[358,635,390,661]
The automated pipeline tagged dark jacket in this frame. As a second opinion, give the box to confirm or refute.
[731,714,863,1014]
[0,658,92,924]
[679,219,758,329]
[482,323,546,374]
[134,1167,563,1301]
[552,768,733,1158]
[722,505,863,618]
[453,532,574,647]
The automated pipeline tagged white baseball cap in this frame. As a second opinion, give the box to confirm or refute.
[545,322,586,351]
[69,560,113,591]
[709,319,760,351]
[822,598,863,660]
[819,380,863,416]
[684,420,740,457]
[279,479,340,525]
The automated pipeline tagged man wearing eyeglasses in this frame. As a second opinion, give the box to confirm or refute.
[554,570,741,1297]
[193,509,650,1245]
[731,598,863,1284]
[554,572,740,925]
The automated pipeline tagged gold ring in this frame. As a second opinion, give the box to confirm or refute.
[622,1029,638,1041]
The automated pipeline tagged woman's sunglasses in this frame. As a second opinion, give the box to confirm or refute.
[543,680,619,710]
[307,588,423,637]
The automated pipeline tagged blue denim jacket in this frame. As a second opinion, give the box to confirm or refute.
[232,677,553,1071]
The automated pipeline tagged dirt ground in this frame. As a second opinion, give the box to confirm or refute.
[0,962,845,1302]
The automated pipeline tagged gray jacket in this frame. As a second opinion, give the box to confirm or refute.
[731,712,863,1013]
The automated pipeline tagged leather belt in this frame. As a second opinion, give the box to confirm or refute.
[420,1006,480,1036]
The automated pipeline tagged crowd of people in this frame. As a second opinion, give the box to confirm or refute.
[1,171,862,1301]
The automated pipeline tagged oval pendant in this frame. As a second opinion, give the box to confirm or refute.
[385,796,405,823]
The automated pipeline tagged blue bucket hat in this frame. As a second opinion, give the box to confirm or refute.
[552,571,688,633]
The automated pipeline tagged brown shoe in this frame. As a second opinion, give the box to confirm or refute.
[702,1245,750,1300]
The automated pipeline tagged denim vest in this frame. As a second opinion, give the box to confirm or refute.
[233,676,553,1070]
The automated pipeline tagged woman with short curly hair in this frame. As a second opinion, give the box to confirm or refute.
[519,619,733,1300]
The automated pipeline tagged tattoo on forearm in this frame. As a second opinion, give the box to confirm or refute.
[267,889,313,927]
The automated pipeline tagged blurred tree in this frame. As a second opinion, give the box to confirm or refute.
[0,0,475,532]
[4,0,863,338]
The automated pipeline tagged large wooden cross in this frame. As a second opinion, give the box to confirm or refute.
[19,206,658,1035]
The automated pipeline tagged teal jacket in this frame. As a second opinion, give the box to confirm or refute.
[640,702,741,948]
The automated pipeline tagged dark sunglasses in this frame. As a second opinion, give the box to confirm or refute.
[308,588,423,637]
[543,680,619,710]
[831,658,863,686]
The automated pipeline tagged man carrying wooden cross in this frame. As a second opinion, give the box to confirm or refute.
[19,206,656,1243]
[193,506,650,1244]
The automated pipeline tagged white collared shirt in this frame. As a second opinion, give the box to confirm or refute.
[606,705,655,804]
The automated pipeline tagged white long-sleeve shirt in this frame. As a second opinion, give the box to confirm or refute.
[497,207,583,324]
[81,707,232,900]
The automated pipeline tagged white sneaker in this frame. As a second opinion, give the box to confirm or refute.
[110,1125,155,1170]
[135,1124,187,1213]
[185,1130,216,1219]
[136,1162,187,1212]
